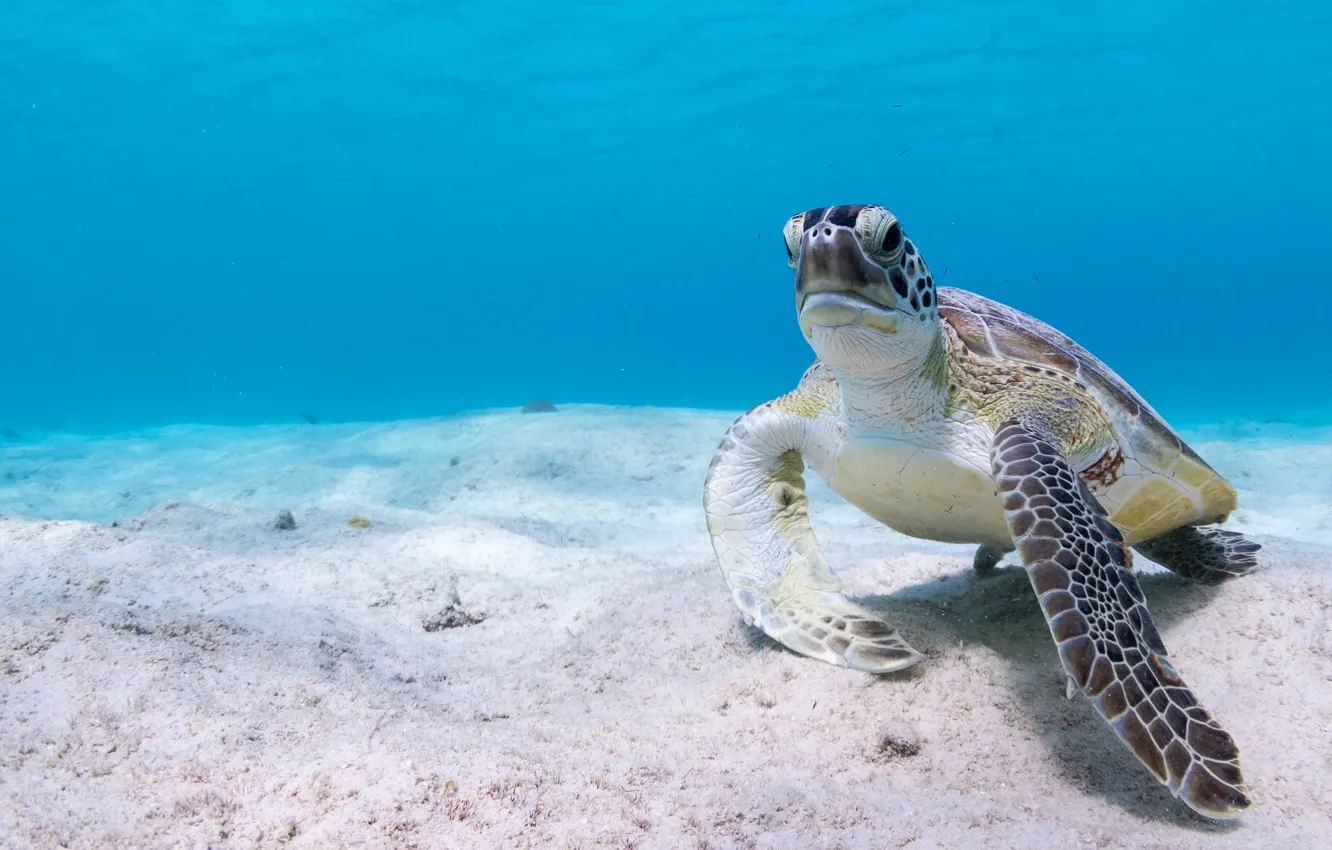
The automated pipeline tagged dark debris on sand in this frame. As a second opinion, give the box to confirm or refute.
[273,510,297,531]
[422,585,485,631]
[521,399,557,414]
[870,724,921,762]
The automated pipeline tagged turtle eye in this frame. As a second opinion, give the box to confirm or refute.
[782,214,804,268]
[858,207,905,262]
[880,222,902,254]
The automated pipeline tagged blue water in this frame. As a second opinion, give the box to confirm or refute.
[2,1,1330,434]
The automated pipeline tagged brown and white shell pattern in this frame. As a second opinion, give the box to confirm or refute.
[937,287,1237,545]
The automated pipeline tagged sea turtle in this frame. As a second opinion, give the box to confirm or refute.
[703,204,1261,819]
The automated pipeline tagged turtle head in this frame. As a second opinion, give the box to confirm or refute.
[785,205,938,376]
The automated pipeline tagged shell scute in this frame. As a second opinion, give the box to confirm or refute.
[937,287,1237,532]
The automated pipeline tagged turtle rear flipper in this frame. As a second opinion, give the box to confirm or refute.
[991,419,1251,820]
[972,543,1013,574]
[704,399,922,674]
[1134,526,1261,584]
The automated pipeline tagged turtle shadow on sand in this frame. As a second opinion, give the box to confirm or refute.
[737,564,1242,831]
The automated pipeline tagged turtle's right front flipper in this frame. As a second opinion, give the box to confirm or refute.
[704,396,921,674]
[991,419,1250,819]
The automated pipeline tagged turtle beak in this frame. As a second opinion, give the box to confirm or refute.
[796,226,901,335]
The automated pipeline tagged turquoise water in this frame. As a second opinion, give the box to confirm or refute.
[3,1,1330,434]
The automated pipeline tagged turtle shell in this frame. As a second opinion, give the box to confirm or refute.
[936,287,1238,543]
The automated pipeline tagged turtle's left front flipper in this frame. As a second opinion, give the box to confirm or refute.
[990,419,1251,820]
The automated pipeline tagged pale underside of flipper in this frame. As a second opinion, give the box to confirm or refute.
[991,419,1251,820]
[704,402,922,674]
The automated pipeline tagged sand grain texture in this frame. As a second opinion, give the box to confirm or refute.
[1,407,1330,849]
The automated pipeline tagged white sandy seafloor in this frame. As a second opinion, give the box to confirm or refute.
[1,406,1329,849]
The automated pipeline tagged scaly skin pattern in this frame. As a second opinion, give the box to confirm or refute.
[937,288,1240,546]
[991,420,1250,818]
[1133,526,1262,583]
[943,319,1116,460]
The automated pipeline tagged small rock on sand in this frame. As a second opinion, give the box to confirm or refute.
[422,585,485,631]
[521,399,557,414]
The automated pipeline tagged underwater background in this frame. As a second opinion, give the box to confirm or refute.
[3,0,1331,434]
[6,5,1332,845]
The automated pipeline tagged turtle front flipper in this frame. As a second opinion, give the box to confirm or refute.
[704,401,922,674]
[990,419,1251,819]
[1134,525,1261,584]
